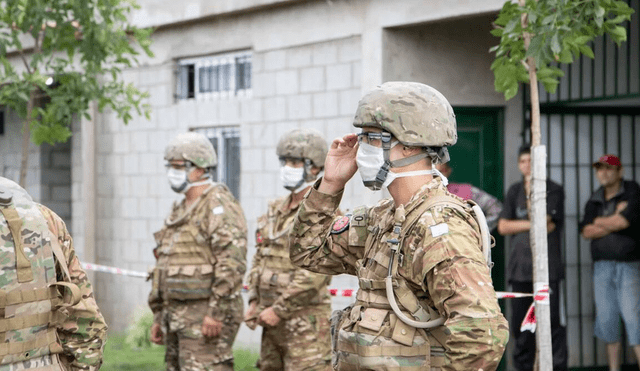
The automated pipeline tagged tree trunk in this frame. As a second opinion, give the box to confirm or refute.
[19,90,36,187]
[519,0,553,369]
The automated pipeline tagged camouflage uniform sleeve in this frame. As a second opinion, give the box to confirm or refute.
[205,193,248,320]
[289,184,362,276]
[246,217,266,304]
[38,205,108,371]
[148,226,166,324]
[470,186,503,231]
[415,207,508,371]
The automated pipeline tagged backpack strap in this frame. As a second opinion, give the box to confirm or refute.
[0,204,34,282]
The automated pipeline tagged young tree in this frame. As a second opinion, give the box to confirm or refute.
[0,0,154,186]
[490,0,633,369]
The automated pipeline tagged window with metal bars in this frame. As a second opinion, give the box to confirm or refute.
[176,51,251,100]
[192,126,241,200]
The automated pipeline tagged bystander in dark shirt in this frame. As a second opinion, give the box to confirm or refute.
[579,179,640,261]
[500,179,565,283]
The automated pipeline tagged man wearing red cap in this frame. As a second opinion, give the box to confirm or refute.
[580,154,640,371]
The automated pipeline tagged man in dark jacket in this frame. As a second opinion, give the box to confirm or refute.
[580,154,640,371]
[498,144,567,371]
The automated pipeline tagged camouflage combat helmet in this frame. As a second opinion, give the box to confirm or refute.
[276,128,328,168]
[164,132,217,168]
[353,81,457,148]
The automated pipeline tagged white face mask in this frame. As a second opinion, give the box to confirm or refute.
[356,142,448,190]
[167,167,211,194]
[280,165,316,193]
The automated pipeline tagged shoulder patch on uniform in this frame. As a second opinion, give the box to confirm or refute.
[212,206,224,215]
[429,223,449,238]
[256,231,263,243]
[331,216,350,234]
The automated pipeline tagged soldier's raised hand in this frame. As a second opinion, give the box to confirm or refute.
[319,133,359,195]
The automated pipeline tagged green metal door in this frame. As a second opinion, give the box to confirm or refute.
[452,106,506,370]
[451,107,505,290]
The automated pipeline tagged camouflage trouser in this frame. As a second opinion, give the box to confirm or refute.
[162,300,242,371]
[0,354,66,371]
[258,308,332,371]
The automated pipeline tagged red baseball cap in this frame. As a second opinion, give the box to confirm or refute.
[593,154,622,168]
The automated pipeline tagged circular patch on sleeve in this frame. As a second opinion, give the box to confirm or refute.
[331,216,350,234]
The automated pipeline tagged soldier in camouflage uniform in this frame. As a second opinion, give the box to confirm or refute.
[245,129,332,371]
[148,132,247,371]
[289,82,509,371]
[0,176,107,371]
[435,163,503,231]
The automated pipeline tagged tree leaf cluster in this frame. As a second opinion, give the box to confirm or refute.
[0,0,154,145]
[490,0,634,100]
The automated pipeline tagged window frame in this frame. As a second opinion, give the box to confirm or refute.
[177,51,252,101]
[192,126,241,200]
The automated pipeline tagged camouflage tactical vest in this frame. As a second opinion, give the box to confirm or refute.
[254,197,331,308]
[335,189,477,371]
[152,185,218,302]
[0,179,71,370]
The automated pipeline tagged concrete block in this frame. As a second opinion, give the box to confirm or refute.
[130,176,148,197]
[275,122,299,142]
[148,175,169,196]
[275,70,299,96]
[250,123,277,148]
[326,64,352,91]
[252,53,265,74]
[122,239,140,263]
[338,37,362,63]
[339,89,361,116]
[123,155,140,175]
[177,100,198,129]
[312,43,338,66]
[300,67,325,93]
[149,84,170,108]
[131,131,149,153]
[140,153,161,175]
[113,133,130,154]
[287,46,312,68]
[114,177,131,197]
[52,186,72,202]
[352,61,362,88]
[254,172,277,198]
[197,101,219,124]
[243,148,264,172]
[264,150,280,172]
[240,99,263,124]
[156,106,179,130]
[130,219,149,242]
[97,134,114,154]
[263,50,287,71]
[263,97,287,122]
[253,72,277,98]
[326,117,352,144]
[287,94,312,120]
[138,197,159,219]
[148,131,171,154]
[219,100,240,124]
[312,91,339,118]
[121,197,138,218]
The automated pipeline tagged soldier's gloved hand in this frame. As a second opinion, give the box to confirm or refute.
[150,322,164,345]
[257,306,281,327]
[202,315,223,337]
[318,133,359,195]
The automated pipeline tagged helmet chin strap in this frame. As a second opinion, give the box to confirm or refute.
[375,144,449,189]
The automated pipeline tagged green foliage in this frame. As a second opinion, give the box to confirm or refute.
[102,333,259,371]
[125,307,157,349]
[491,0,634,100]
[0,0,154,145]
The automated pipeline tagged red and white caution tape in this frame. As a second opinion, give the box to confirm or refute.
[81,262,148,278]
[81,263,535,301]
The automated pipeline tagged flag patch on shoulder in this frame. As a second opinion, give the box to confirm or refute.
[429,223,449,237]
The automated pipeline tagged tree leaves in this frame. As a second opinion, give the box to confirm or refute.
[491,0,634,100]
[0,0,154,146]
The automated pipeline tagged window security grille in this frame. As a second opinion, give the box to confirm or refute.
[176,51,251,101]
[192,126,241,200]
